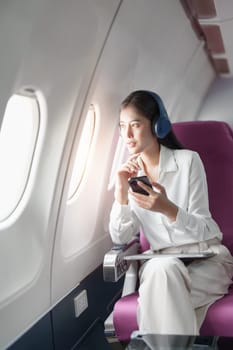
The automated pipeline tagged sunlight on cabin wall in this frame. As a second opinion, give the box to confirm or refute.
[67,105,96,202]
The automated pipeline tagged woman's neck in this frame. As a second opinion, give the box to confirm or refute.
[140,144,160,182]
[140,143,160,167]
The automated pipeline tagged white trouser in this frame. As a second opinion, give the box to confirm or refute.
[137,239,233,335]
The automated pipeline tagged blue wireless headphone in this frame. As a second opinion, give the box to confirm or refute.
[146,91,172,138]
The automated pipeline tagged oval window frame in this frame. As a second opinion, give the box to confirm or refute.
[0,88,45,226]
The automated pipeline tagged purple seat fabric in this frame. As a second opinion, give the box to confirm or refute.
[113,121,233,341]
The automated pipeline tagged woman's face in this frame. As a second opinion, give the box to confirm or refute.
[119,105,158,154]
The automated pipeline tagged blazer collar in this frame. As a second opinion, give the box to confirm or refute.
[137,145,178,178]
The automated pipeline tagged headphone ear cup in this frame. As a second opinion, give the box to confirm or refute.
[146,90,171,138]
[155,115,171,138]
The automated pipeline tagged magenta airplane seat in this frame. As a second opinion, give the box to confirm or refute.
[113,121,233,341]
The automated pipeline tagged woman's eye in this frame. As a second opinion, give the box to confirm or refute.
[132,123,140,128]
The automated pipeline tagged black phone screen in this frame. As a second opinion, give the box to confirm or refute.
[128,176,152,195]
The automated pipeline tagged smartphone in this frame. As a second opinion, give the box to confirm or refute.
[128,175,152,195]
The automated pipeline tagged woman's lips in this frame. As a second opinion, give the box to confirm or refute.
[127,141,136,148]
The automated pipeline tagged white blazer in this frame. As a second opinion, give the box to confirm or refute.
[109,145,222,250]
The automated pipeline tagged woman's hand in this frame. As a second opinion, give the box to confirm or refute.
[115,154,141,204]
[129,181,178,222]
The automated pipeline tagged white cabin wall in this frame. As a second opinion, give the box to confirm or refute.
[0,1,40,121]
[197,77,233,128]
[92,0,216,123]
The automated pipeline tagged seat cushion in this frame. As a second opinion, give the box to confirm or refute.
[200,286,233,336]
[114,287,233,340]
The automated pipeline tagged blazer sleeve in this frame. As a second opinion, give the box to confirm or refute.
[109,200,140,244]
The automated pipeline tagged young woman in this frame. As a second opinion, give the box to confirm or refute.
[109,90,233,335]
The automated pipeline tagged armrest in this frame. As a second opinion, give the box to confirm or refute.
[103,237,140,282]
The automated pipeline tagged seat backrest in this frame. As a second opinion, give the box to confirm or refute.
[140,121,233,255]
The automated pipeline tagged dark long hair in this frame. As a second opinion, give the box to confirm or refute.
[121,90,184,150]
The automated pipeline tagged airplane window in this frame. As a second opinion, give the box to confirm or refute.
[108,135,128,190]
[68,105,96,201]
[0,92,40,222]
